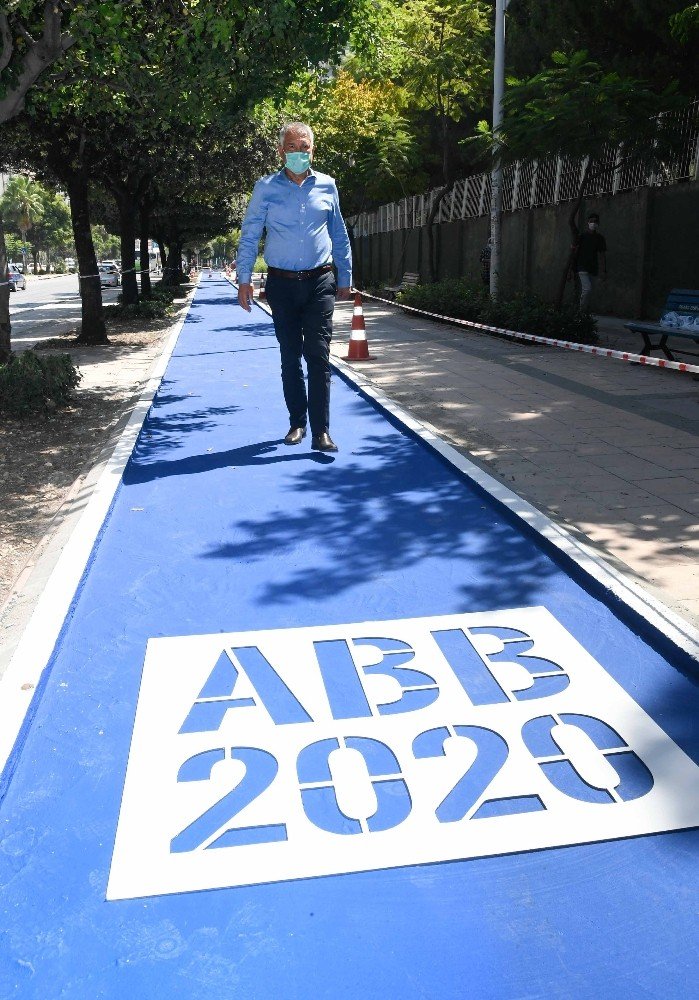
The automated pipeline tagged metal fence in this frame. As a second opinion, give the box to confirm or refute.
[351,101,699,236]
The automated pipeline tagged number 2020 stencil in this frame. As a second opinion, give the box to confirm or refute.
[107,607,699,900]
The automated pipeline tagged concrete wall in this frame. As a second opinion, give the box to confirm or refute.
[352,181,699,318]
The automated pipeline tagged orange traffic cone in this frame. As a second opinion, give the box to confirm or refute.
[343,292,373,361]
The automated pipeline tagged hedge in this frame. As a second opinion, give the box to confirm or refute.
[398,278,598,344]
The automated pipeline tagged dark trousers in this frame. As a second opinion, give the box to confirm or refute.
[265,270,336,436]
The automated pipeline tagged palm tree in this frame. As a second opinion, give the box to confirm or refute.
[1,175,44,274]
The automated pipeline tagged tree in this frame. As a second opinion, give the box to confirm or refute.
[506,0,699,97]
[1,111,113,344]
[391,0,489,186]
[1,0,371,356]
[90,223,119,262]
[339,0,489,278]
[4,230,22,260]
[474,51,690,308]
[1,172,43,270]
[2,179,73,271]
[31,186,73,268]
[0,1,127,359]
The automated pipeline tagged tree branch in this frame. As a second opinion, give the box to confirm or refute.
[0,3,76,125]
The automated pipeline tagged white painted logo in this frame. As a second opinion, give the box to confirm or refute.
[107,608,699,900]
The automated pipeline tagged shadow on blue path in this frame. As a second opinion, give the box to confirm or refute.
[125,439,334,483]
[0,279,697,1000]
[202,430,552,611]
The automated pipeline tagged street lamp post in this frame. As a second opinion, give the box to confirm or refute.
[489,0,507,300]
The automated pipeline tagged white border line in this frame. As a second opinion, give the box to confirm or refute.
[0,291,196,775]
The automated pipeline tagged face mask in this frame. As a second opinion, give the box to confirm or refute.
[285,151,311,174]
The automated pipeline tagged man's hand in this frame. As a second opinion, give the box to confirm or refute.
[336,287,352,301]
[238,283,254,312]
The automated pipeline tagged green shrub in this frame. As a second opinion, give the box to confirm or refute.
[399,277,488,323]
[106,294,174,321]
[0,350,81,418]
[399,277,598,344]
[149,284,178,303]
[253,255,268,273]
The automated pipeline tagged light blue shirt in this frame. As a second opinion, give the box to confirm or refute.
[236,168,352,287]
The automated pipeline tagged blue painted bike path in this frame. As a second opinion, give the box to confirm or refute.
[1,276,698,998]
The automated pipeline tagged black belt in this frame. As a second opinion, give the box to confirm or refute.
[267,264,333,280]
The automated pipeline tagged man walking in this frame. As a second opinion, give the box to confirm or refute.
[572,212,607,313]
[237,122,352,452]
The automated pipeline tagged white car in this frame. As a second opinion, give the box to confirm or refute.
[99,264,120,288]
[64,257,76,272]
[7,263,26,291]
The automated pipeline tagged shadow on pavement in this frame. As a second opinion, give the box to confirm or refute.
[201,432,556,610]
[124,437,333,484]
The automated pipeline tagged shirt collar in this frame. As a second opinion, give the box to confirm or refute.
[278,166,316,184]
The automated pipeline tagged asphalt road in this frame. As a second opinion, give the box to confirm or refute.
[9,273,125,350]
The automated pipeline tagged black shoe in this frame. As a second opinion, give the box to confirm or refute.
[311,432,338,453]
[284,426,306,445]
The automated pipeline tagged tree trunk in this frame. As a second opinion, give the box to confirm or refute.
[67,173,108,345]
[154,231,167,284]
[161,241,175,286]
[139,202,151,299]
[116,191,139,305]
[173,243,184,284]
[162,242,184,286]
[32,247,39,275]
[0,210,11,361]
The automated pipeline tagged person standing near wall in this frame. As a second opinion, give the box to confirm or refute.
[572,212,607,313]
[237,122,352,453]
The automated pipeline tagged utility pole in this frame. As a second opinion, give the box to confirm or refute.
[489,0,507,300]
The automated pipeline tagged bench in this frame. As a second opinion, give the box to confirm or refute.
[625,289,699,361]
[383,272,420,300]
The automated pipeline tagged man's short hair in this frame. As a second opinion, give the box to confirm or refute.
[278,122,314,146]
[588,212,600,221]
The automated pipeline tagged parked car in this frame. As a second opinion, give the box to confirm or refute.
[100,259,120,270]
[64,257,76,272]
[99,264,120,288]
[7,263,26,291]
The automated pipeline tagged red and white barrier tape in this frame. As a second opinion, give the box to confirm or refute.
[359,291,699,376]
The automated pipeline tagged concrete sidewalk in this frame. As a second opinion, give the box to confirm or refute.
[332,299,699,626]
